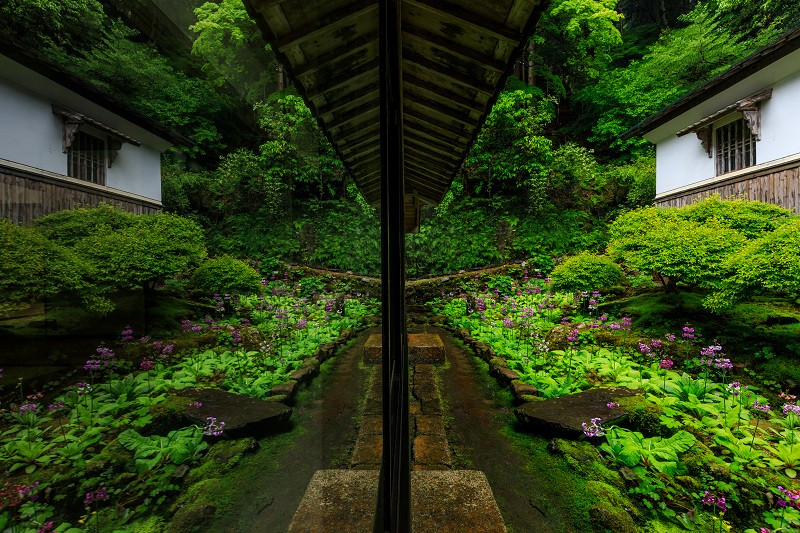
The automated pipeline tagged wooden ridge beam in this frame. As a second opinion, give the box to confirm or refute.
[328,103,381,131]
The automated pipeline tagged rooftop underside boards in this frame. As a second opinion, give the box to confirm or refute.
[242,0,548,208]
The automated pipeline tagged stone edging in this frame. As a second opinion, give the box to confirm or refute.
[443,323,538,404]
[264,322,370,404]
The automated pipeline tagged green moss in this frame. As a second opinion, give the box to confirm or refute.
[168,478,222,533]
[85,436,134,473]
[548,439,625,490]
[147,395,193,434]
[679,440,730,478]
[617,395,667,436]
[263,394,288,403]
[185,439,259,485]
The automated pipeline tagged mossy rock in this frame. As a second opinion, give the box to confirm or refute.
[262,394,288,403]
[675,476,700,490]
[617,395,668,436]
[589,504,637,533]
[185,438,259,485]
[167,478,221,533]
[520,394,544,403]
[146,395,194,435]
[547,439,624,490]
[679,440,730,479]
[85,436,135,474]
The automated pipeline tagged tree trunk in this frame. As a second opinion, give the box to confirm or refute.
[527,40,535,86]
[277,63,285,91]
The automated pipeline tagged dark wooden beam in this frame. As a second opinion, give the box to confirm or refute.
[293,31,378,78]
[404,158,454,183]
[339,129,381,154]
[331,116,381,143]
[403,51,495,96]
[328,104,381,131]
[403,147,458,174]
[404,0,522,44]
[404,134,462,162]
[404,144,460,170]
[316,82,381,114]
[404,107,473,140]
[403,122,468,149]
[401,23,506,73]
[403,91,479,128]
[305,58,379,100]
[403,73,486,113]
[272,0,377,52]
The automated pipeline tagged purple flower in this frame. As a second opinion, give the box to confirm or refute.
[85,486,109,507]
[607,402,620,409]
[701,491,728,513]
[659,359,674,370]
[752,400,771,413]
[140,360,154,371]
[784,404,800,416]
[18,482,40,501]
[189,402,202,408]
[203,417,225,436]
[582,417,605,437]
[84,360,102,371]
[48,401,66,412]
[664,333,676,342]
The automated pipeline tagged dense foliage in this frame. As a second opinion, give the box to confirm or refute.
[191,255,262,296]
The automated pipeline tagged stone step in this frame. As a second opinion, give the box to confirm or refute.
[363,333,445,365]
[288,470,507,533]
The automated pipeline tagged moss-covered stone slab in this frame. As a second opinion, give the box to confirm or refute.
[289,470,506,533]
[514,387,643,437]
[363,333,445,365]
[173,387,292,438]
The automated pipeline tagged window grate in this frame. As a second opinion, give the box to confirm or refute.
[715,118,756,175]
[68,131,106,184]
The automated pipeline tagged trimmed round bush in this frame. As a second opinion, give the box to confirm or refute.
[191,255,261,295]
[550,252,624,291]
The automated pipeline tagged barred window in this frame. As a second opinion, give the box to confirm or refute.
[67,130,106,184]
[715,118,756,175]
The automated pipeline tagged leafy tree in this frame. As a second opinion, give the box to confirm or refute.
[191,0,275,104]
[464,91,554,208]
[33,203,137,246]
[606,206,745,297]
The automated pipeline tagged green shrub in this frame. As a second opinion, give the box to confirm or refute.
[550,251,624,291]
[191,255,261,295]
[33,203,137,246]
[487,275,516,297]
[0,219,94,304]
[76,212,208,293]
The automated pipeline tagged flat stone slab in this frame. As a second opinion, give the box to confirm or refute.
[289,470,506,533]
[363,334,445,365]
[414,434,452,466]
[173,387,292,438]
[514,386,642,437]
[416,414,446,436]
[351,434,383,466]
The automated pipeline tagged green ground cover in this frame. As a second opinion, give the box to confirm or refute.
[431,271,800,533]
[0,276,375,532]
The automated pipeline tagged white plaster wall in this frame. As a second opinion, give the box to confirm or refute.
[655,133,714,194]
[0,56,168,202]
[0,77,67,174]
[757,70,800,163]
[106,144,162,201]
